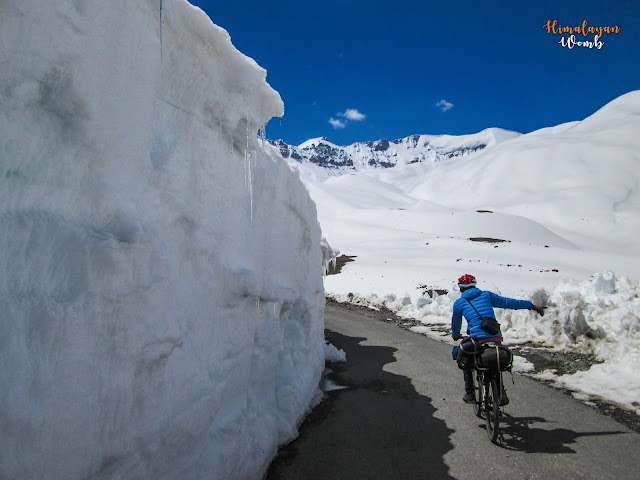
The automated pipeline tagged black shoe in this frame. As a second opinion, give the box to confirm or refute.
[463,392,475,404]
[500,391,509,406]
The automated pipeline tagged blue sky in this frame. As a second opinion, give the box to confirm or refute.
[191,0,639,146]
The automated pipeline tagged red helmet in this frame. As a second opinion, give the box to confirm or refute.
[458,274,477,287]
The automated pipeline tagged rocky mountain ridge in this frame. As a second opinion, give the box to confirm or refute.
[269,128,521,174]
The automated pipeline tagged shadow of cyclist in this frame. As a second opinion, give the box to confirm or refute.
[267,329,456,479]
[489,414,626,453]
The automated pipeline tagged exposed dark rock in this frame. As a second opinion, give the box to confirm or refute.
[325,255,357,275]
[373,139,390,151]
[469,237,510,243]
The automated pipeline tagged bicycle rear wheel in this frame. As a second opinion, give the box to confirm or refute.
[486,375,500,442]
[473,371,483,418]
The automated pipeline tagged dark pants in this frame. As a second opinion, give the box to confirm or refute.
[463,369,474,394]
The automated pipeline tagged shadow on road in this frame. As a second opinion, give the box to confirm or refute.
[492,414,626,453]
[267,329,456,479]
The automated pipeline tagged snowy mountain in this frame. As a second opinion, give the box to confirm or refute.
[269,128,520,179]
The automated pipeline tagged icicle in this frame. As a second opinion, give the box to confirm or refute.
[258,124,266,148]
[246,106,250,153]
[245,104,254,222]
[159,0,163,61]
[248,152,254,222]
[244,108,249,188]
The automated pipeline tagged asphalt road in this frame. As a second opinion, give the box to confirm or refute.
[267,304,640,480]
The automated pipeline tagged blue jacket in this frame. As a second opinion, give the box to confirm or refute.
[451,288,533,339]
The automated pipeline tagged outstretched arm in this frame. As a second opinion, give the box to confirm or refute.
[487,291,533,310]
[487,291,545,315]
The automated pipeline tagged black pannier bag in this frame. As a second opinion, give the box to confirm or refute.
[456,337,480,370]
[477,345,513,371]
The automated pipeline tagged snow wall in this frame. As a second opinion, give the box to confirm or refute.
[0,1,325,478]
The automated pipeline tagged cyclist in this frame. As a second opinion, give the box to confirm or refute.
[451,274,545,404]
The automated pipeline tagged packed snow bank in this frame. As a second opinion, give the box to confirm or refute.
[0,1,325,479]
[324,341,347,363]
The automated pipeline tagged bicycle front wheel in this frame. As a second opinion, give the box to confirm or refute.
[473,371,483,418]
[486,375,500,442]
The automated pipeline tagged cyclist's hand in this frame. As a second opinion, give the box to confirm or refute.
[532,305,545,316]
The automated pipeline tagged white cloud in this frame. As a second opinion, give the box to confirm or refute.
[329,117,346,129]
[339,108,367,121]
[328,108,366,129]
[435,99,454,112]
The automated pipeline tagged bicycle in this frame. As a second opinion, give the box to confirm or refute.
[457,337,512,443]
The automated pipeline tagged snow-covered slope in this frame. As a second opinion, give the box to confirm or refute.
[0,1,324,479]
[303,91,640,412]
[407,91,640,254]
[271,127,520,180]
[309,91,640,295]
